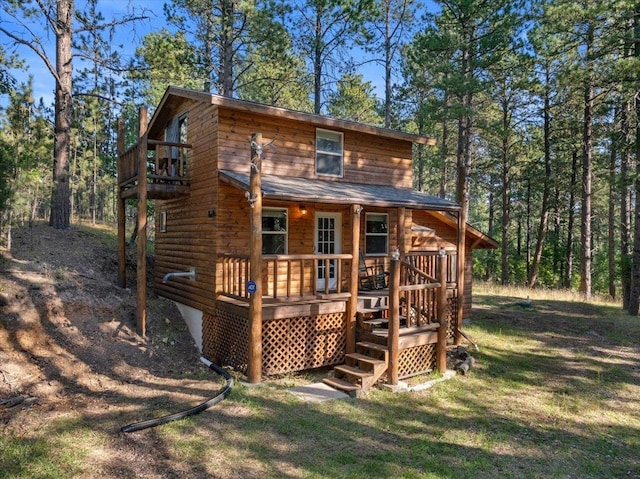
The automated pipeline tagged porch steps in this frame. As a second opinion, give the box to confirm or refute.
[323,341,389,397]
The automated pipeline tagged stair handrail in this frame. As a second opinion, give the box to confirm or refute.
[388,250,450,385]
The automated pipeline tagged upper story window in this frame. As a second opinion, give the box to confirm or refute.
[262,208,288,255]
[365,213,388,256]
[316,129,343,177]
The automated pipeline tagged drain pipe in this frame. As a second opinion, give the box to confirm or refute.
[162,267,196,283]
[120,357,233,433]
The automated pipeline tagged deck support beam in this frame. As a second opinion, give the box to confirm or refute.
[136,107,148,337]
[347,204,362,354]
[455,210,465,345]
[436,249,449,373]
[117,118,126,288]
[247,133,263,383]
[387,255,400,386]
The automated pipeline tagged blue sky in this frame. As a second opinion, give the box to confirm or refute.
[2,0,436,109]
[2,0,165,106]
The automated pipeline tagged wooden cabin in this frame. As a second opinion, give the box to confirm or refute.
[116,86,497,395]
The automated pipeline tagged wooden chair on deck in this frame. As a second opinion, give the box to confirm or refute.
[359,251,388,290]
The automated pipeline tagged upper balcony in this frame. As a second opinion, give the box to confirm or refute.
[118,138,191,200]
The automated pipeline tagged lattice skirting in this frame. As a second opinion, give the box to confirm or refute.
[447,292,458,340]
[202,304,346,375]
[263,312,346,375]
[202,309,249,372]
[399,343,436,379]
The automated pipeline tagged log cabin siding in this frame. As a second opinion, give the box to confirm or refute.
[216,107,413,187]
[155,101,220,314]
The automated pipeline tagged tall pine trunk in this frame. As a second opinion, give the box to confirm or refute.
[627,5,640,315]
[564,150,578,289]
[220,0,235,97]
[500,149,510,285]
[529,64,553,288]
[49,0,73,229]
[608,110,618,299]
[620,100,632,309]
[579,26,594,300]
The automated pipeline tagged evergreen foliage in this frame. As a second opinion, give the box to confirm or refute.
[1,0,640,305]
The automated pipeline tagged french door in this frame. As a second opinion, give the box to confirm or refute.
[315,212,342,291]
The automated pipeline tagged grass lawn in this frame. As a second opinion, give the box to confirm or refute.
[2,285,639,478]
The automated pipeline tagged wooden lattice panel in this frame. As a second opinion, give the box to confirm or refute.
[447,293,458,340]
[263,312,346,375]
[202,308,249,372]
[399,343,436,379]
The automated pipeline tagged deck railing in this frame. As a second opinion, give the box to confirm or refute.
[403,250,457,285]
[118,138,192,189]
[387,250,452,383]
[398,251,456,327]
[218,253,353,302]
[398,261,440,327]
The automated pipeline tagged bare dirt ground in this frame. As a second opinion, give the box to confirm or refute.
[0,222,220,477]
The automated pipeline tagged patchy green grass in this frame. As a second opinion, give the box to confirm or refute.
[2,287,639,478]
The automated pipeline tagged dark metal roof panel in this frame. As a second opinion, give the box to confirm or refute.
[219,170,460,211]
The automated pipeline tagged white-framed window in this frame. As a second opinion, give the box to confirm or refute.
[262,208,288,254]
[159,211,167,233]
[316,129,343,177]
[365,213,388,255]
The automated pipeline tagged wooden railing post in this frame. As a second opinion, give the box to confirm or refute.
[247,133,263,383]
[347,204,361,354]
[388,249,401,386]
[436,248,449,373]
[135,106,148,337]
[116,118,126,289]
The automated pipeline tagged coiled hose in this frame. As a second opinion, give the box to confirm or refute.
[121,358,233,433]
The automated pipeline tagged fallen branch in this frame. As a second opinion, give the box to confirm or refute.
[0,395,25,408]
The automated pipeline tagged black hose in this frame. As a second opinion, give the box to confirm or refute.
[120,361,233,433]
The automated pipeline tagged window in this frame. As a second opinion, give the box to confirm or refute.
[262,208,288,254]
[365,213,388,255]
[316,129,343,177]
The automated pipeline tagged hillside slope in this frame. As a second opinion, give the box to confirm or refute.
[0,222,217,477]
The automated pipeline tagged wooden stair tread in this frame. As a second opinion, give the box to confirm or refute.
[357,307,388,314]
[323,376,360,392]
[334,364,373,378]
[361,318,388,325]
[346,353,386,366]
[357,341,389,352]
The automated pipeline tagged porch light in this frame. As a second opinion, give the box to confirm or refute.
[299,204,307,215]
[438,247,446,258]
[391,247,400,261]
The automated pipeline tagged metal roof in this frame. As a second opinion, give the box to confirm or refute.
[219,170,460,211]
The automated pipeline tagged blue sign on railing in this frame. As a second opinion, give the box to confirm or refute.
[247,280,257,295]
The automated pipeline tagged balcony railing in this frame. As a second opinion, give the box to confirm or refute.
[118,138,192,191]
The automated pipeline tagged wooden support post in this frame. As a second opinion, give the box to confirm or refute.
[436,249,449,373]
[136,107,148,337]
[347,204,362,354]
[247,132,263,383]
[456,210,466,345]
[388,254,400,386]
[116,118,126,288]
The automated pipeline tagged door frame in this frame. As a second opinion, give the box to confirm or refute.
[314,211,342,290]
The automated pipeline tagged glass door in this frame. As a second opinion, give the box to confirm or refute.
[315,212,342,291]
